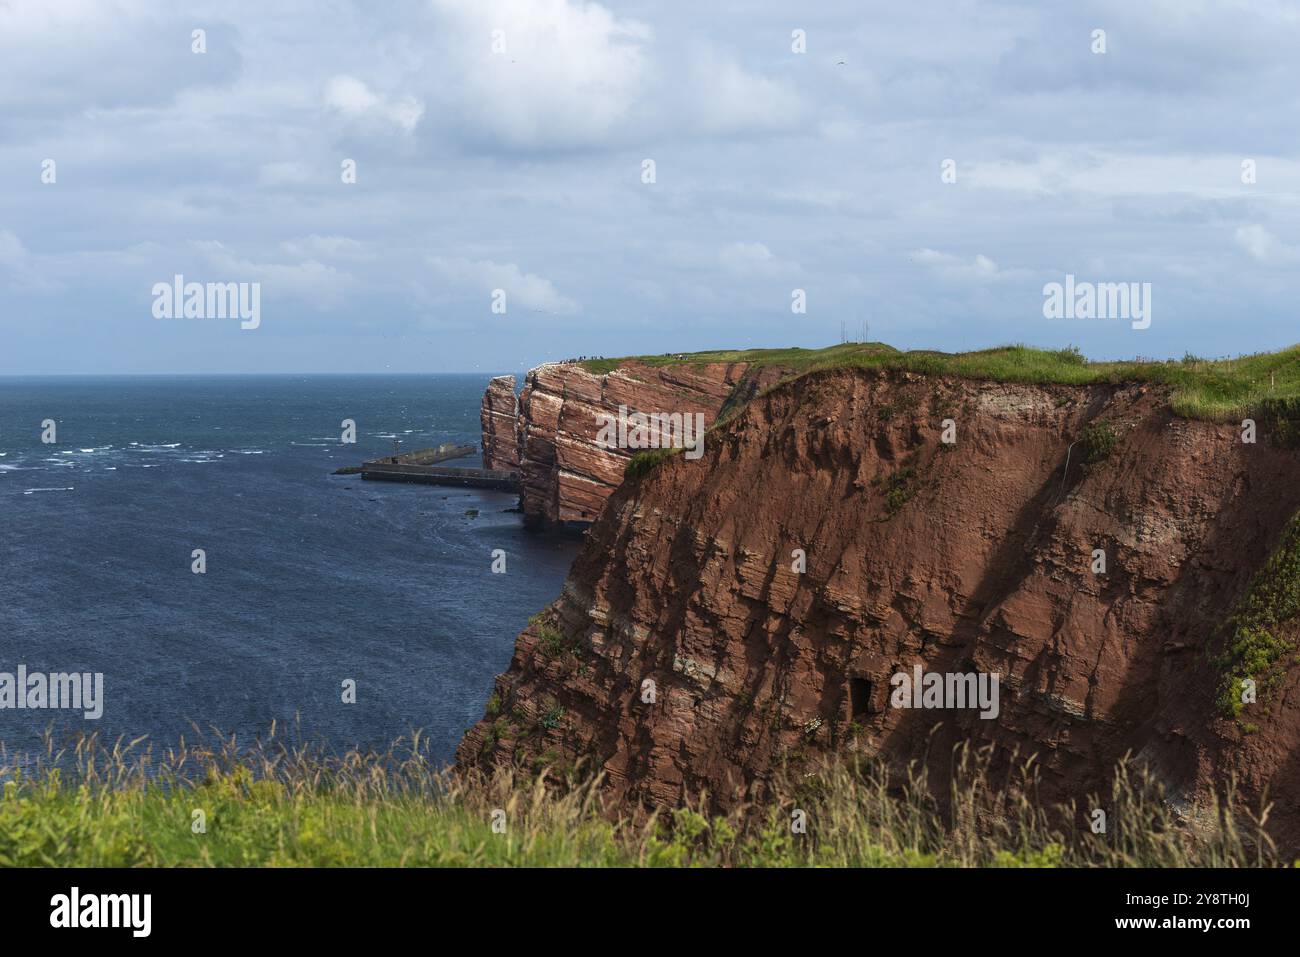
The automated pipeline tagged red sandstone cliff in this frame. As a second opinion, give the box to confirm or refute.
[492,360,787,527]
[459,365,1300,845]
[481,374,520,472]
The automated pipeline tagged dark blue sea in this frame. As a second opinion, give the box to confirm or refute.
[0,375,576,766]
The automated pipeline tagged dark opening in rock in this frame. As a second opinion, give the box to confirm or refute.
[850,677,872,717]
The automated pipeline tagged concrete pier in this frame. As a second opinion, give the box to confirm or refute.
[360,463,520,490]
[334,443,476,475]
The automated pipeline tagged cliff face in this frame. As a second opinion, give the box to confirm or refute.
[459,366,1300,843]
[502,360,786,527]
[480,375,520,472]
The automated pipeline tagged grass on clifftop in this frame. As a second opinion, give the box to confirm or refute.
[579,342,896,376]
[584,342,1300,424]
[0,730,1285,867]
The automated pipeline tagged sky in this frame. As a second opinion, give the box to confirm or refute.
[1,0,1298,375]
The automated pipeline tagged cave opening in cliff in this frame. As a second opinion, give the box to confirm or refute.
[850,677,873,718]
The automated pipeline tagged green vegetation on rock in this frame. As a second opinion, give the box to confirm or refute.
[876,466,918,516]
[537,624,583,659]
[1215,512,1300,718]
[1080,420,1118,465]
[624,447,679,479]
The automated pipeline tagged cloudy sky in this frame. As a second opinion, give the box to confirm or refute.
[2,0,1297,374]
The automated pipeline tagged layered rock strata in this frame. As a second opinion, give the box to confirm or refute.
[480,374,520,472]
[483,360,787,527]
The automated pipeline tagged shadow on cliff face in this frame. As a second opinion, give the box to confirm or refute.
[1157,454,1300,851]
[818,378,1127,821]
[867,388,1300,848]
[458,366,1300,849]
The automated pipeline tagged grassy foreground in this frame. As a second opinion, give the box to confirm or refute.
[0,730,1286,867]
[583,342,1300,424]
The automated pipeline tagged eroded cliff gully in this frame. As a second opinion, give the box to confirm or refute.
[460,366,1300,845]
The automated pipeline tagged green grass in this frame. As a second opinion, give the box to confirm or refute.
[1215,511,1300,718]
[536,624,583,659]
[582,341,1300,425]
[624,447,680,480]
[0,731,1285,867]
[1255,397,1300,448]
[580,342,899,377]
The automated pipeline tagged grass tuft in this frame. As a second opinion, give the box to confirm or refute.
[536,624,583,660]
[624,447,679,479]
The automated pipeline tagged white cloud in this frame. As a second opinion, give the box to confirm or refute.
[1234,224,1300,265]
[0,1,239,117]
[966,152,1300,199]
[684,51,806,136]
[0,228,58,293]
[721,241,773,269]
[719,241,796,276]
[911,248,1022,281]
[194,241,355,306]
[429,255,579,314]
[421,0,804,149]
[258,162,314,187]
[280,235,369,260]
[0,230,26,268]
[427,0,650,149]
[324,75,423,132]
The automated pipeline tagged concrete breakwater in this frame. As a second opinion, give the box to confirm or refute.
[360,462,520,490]
[334,442,519,490]
[333,442,476,475]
